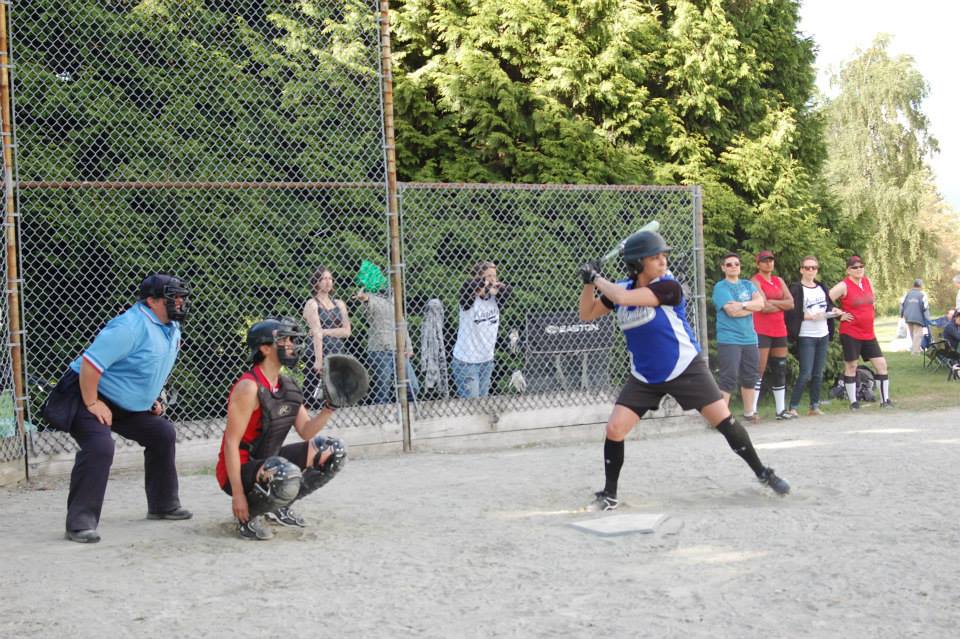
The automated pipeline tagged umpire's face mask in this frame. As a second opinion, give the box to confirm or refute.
[274,336,303,368]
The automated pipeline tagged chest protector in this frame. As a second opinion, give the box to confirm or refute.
[243,374,304,459]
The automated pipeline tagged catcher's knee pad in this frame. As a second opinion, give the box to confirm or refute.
[247,456,302,517]
[770,356,787,387]
[299,436,348,498]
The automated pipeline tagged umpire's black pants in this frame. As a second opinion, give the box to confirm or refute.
[66,397,182,532]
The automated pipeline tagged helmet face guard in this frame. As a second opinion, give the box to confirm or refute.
[139,274,191,322]
[162,280,191,322]
[247,317,307,367]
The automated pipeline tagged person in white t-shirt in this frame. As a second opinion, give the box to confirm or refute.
[451,261,512,398]
[784,256,841,416]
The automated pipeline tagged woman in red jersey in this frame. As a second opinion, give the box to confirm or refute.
[829,256,892,409]
[749,250,795,420]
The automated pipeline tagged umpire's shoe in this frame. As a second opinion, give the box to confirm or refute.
[758,467,790,495]
[65,528,101,543]
[147,507,193,520]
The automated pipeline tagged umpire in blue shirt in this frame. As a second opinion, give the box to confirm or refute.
[55,274,193,543]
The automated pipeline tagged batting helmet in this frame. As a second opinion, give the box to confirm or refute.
[247,316,307,367]
[620,231,672,265]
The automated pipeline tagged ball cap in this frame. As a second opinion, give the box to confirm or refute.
[913,278,923,287]
[756,250,775,263]
[846,256,865,268]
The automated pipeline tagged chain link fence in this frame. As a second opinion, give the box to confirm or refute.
[10,0,390,461]
[5,1,704,467]
[397,183,704,421]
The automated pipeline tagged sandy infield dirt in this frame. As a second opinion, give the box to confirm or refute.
[2,406,959,638]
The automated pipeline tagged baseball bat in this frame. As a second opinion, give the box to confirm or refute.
[601,220,660,262]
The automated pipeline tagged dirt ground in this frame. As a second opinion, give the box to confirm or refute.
[1,405,959,638]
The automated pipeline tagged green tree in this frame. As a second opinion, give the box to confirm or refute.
[823,34,941,308]
[392,0,849,279]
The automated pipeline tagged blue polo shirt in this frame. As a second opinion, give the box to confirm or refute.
[69,302,181,411]
[712,279,759,345]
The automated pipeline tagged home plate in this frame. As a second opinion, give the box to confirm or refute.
[570,513,667,536]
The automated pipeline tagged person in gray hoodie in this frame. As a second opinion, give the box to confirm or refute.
[900,279,930,355]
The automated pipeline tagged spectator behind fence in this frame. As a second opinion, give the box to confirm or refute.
[785,255,840,417]
[452,260,512,398]
[42,274,193,543]
[354,261,419,404]
[302,266,352,409]
[711,252,764,423]
[899,278,930,355]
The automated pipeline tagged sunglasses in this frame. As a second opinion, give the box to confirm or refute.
[723,262,740,268]
[801,265,819,270]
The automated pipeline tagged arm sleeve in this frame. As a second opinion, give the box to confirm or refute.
[648,279,682,307]
[458,279,482,311]
[600,295,614,310]
[712,282,732,311]
[82,317,137,373]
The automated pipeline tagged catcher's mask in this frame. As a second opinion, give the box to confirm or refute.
[247,316,306,367]
[139,274,191,322]
[620,231,672,279]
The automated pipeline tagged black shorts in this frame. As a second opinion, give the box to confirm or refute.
[840,334,883,362]
[221,440,310,496]
[615,356,723,415]
[757,335,788,349]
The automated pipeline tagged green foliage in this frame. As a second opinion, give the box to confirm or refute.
[823,35,942,307]
[14,0,386,418]
[392,0,851,286]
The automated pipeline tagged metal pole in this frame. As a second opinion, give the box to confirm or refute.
[378,1,411,451]
[692,185,708,360]
[0,0,28,480]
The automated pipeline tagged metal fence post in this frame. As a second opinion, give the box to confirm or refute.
[378,1,411,452]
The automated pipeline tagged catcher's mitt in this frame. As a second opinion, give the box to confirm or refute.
[321,354,370,407]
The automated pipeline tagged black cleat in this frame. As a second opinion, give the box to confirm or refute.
[238,515,273,540]
[266,506,306,528]
[775,410,796,421]
[849,401,861,410]
[758,467,790,495]
[879,400,894,408]
[586,491,620,512]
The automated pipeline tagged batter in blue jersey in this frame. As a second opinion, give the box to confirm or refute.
[577,231,791,511]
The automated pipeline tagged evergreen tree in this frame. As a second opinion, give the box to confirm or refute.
[392,0,848,277]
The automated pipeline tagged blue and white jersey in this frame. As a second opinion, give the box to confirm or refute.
[610,275,700,384]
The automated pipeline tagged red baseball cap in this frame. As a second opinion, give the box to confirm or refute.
[846,255,864,268]
[756,250,775,263]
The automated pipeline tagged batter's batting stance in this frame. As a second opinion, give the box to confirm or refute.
[578,230,790,511]
[216,317,368,540]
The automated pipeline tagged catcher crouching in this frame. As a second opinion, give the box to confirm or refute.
[216,317,369,540]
